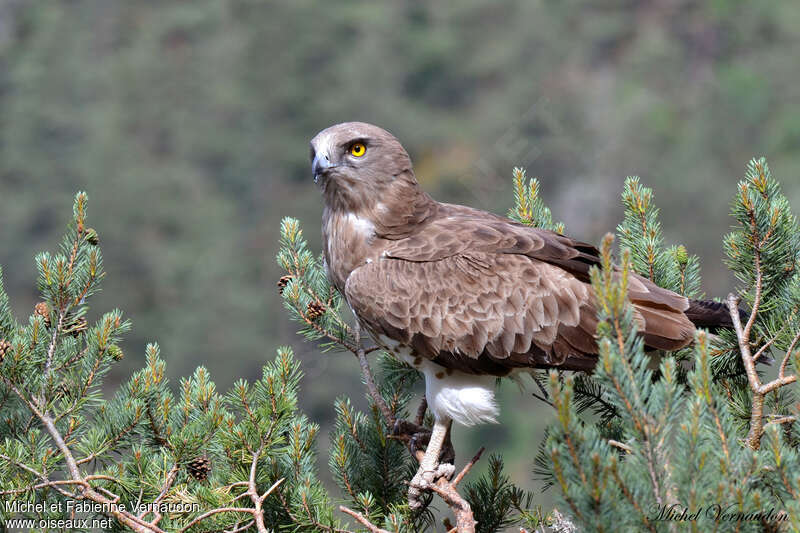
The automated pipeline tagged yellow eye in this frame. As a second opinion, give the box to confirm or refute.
[349,142,366,157]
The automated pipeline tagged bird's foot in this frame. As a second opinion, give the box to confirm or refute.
[391,419,455,465]
[407,462,455,510]
[393,419,456,509]
[391,419,430,454]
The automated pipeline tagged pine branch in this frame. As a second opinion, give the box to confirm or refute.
[1,196,346,533]
[339,506,392,533]
[617,177,702,296]
[507,167,565,233]
[727,293,798,449]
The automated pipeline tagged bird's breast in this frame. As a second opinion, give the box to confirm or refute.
[322,210,381,291]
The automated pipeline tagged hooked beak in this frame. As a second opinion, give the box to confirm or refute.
[312,152,333,183]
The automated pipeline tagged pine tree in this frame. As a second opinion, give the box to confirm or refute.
[539,158,800,532]
[4,156,799,533]
[508,167,565,233]
[0,192,548,533]
[0,194,343,533]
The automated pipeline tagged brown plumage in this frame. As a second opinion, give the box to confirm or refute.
[311,121,729,507]
[311,122,702,379]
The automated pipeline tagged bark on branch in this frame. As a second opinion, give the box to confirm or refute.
[727,293,798,449]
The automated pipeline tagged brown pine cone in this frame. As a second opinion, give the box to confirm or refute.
[306,301,326,321]
[0,338,11,362]
[34,302,51,328]
[186,456,211,481]
[69,317,88,338]
[57,383,72,399]
[277,275,292,294]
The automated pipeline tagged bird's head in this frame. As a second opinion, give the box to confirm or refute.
[310,122,415,210]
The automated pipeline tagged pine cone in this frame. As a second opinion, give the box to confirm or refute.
[57,383,72,400]
[0,338,11,362]
[69,317,88,338]
[277,275,292,294]
[186,456,211,481]
[85,228,100,246]
[306,301,326,321]
[108,344,124,361]
[34,302,51,328]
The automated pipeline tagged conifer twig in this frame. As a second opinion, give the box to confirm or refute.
[452,446,485,487]
[4,364,276,533]
[608,439,633,454]
[37,404,165,532]
[338,506,392,533]
[247,448,274,533]
[177,461,282,533]
[415,396,428,426]
[353,320,395,426]
[40,310,66,405]
[176,508,254,533]
[138,464,180,521]
[225,520,256,533]
[426,480,476,533]
[76,415,143,466]
[727,293,798,449]
[764,415,796,428]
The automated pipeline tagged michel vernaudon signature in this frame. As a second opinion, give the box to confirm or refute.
[649,503,788,523]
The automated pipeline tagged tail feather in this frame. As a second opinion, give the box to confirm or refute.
[685,298,747,331]
[634,305,695,350]
[685,298,773,365]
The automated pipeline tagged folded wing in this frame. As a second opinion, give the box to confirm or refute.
[346,215,695,375]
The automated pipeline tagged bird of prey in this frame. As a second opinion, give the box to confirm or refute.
[310,121,736,508]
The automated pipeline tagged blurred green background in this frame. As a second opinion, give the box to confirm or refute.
[1,0,800,507]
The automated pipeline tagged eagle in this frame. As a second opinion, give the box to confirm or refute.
[310,122,735,507]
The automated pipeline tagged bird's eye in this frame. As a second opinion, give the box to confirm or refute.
[349,143,366,157]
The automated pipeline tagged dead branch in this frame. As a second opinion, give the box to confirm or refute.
[608,439,633,454]
[452,447,485,487]
[727,293,798,449]
[177,508,255,532]
[427,480,476,533]
[339,506,392,533]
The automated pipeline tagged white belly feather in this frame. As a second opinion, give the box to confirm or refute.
[377,335,499,427]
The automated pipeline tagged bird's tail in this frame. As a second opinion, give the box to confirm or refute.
[685,298,774,364]
[685,298,746,332]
